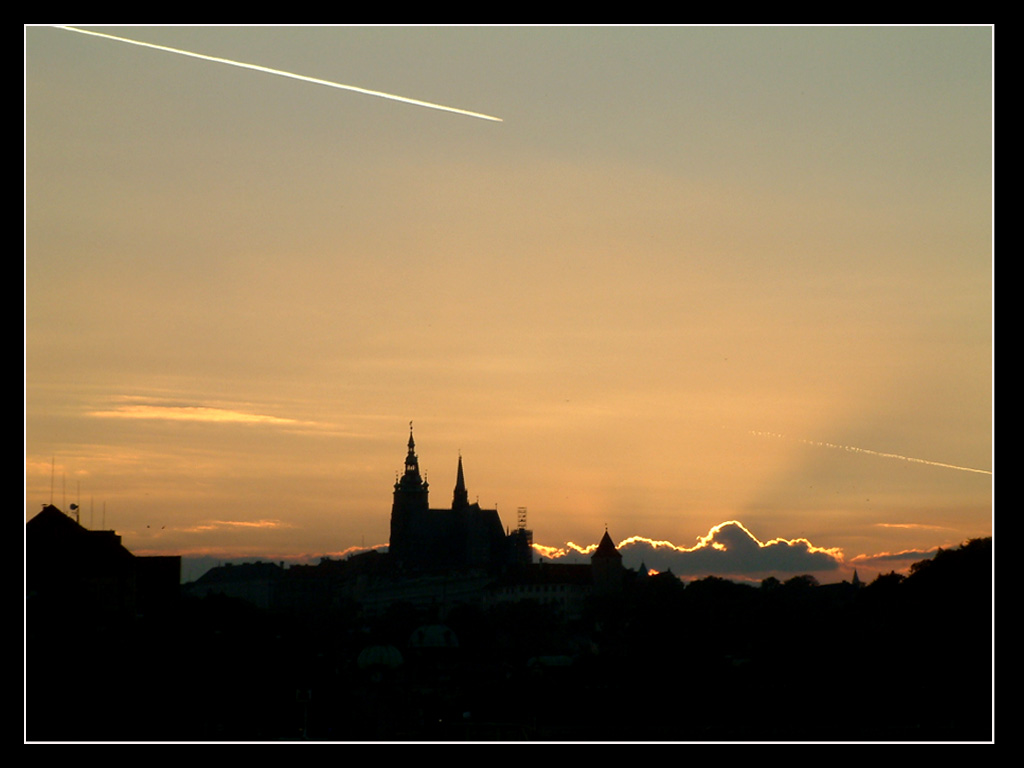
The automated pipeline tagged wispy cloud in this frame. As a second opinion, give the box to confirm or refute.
[848,548,941,568]
[88,403,305,426]
[180,519,293,533]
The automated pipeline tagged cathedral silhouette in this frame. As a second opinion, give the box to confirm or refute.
[389,423,516,574]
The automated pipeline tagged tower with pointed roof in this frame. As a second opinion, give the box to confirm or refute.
[591,528,625,596]
[389,423,429,567]
[394,424,429,507]
[388,425,508,574]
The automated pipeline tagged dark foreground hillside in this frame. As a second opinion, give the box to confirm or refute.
[26,538,992,742]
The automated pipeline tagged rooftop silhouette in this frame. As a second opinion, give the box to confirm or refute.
[24,428,993,742]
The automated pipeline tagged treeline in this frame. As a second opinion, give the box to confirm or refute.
[577,537,992,740]
[26,538,991,741]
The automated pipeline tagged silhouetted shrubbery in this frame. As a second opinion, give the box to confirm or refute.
[27,538,992,741]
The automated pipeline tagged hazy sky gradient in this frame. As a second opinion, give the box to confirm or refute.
[25,25,992,583]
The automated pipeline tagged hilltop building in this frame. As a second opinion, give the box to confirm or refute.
[389,424,515,574]
[487,529,631,618]
[184,427,633,618]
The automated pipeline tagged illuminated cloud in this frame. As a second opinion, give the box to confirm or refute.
[322,543,389,560]
[181,519,293,533]
[88,401,306,426]
[538,520,845,578]
[848,548,940,569]
[533,543,575,560]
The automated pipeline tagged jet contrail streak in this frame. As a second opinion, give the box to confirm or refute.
[750,431,992,476]
[56,26,503,122]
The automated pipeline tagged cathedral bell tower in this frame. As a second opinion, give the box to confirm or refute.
[390,422,429,564]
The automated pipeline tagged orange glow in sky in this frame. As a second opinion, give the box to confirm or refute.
[25,25,992,584]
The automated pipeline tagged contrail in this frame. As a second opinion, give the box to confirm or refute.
[750,431,992,476]
[56,26,503,123]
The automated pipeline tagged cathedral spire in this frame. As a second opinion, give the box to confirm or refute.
[453,451,469,509]
[397,421,425,490]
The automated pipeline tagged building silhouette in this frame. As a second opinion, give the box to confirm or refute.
[25,434,992,741]
[389,424,511,574]
[26,504,180,619]
[185,427,629,618]
[591,528,626,596]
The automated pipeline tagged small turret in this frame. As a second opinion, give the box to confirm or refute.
[592,528,624,595]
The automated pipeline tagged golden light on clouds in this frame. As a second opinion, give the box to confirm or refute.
[26,26,991,580]
[534,523,854,581]
[689,521,845,560]
[532,543,572,560]
[182,519,292,533]
[88,403,305,426]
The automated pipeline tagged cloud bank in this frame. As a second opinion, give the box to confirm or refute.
[175,521,930,585]
[538,520,845,579]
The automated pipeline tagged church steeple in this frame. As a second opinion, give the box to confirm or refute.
[453,452,469,509]
[391,423,430,565]
[396,421,427,492]
[389,425,508,575]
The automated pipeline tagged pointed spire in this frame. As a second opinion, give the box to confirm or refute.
[453,451,469,509]
[397,421,424,490]
[593,529,621,560]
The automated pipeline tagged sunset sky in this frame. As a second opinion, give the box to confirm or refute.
[25,25,992,583]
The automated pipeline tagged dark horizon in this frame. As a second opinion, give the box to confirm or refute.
[36,503,950,589]
[26,507,993,742]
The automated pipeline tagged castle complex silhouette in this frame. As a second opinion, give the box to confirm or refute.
[178,425,629,617]
[389,424,528,574]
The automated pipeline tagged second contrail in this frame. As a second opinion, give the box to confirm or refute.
[750,431,992,476]
[56,26,504,123]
